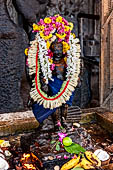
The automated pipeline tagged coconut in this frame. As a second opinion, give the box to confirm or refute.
[94,149,110,166]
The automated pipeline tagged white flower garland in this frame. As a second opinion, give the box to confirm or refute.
[27,32,81,109]
[28,33,80,84]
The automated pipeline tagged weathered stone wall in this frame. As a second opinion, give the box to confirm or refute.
[0,0,48,113]
[0,0,28,113]
[100,0,113,111]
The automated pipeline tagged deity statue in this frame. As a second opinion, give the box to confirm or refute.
[49,41,69,130]
[25,15,81,131]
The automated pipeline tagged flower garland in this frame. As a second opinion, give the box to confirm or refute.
[26,15,81,109]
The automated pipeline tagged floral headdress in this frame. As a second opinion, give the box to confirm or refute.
[26,14,81,109]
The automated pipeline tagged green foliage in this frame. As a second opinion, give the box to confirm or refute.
[64,143,86,154]
[50,140,56,144]
[56,143,60,151]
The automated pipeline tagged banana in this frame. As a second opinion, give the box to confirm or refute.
[80,158,95,169]
[60,156,80,170]
[85,151,101,167]
[73,162,82,168]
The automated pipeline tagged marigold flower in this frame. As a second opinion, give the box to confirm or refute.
[40,25,45,30]
[24,48,28,55]
[69,22,74,30]
[62,41,70,53]
[64,26,70,32]
[49,58,53,64]
[64,56,67,63]
[56,16,63,23]
[40,31,45,39]
[56,33,66,39]
[44,17,52,24]
[53,24,56,28]
[71,33,76,38]
[44,34,53,40]
[46,41,50,49]
[33,23,40,31]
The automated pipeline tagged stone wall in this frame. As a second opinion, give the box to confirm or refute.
[0,0,48,113]
[100,0,113,111]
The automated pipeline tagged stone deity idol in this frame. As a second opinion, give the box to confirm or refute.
[50,41,69,130]
[25,15,81,130]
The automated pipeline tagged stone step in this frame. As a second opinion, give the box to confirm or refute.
[96,111,113,134]
[0,111,39,136]
[0,107,112,136]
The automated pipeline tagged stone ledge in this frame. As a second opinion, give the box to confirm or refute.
[96,112,113,134]
[0,107,113,137]
[0,111,39,136]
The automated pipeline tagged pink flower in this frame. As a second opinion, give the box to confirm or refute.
[64,155,68,159]
[57,121,61,127]
[55,22,61,28]
[58,133,67,143]
[58,28,64,34]
[56,155,61,159]
[50,64,55,71]
[62,18,69,25]
[48,51,53,58]
[38,19,44,25]
[44,31,50,36]
[48,49,51,53]
[58,38,62,42]
[26,58,29,66]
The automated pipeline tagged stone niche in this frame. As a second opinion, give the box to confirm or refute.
[0,0,101,113]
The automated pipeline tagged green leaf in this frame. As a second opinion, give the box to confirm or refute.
[50,140,56,144]
[64,143,86,154]
[71,168,84,170]
[60,126,64,130]
[58,141,61,145]
[56,144,60,151]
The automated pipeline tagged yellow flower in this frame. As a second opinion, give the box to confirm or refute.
[56,33,66,39]
[64,26,70,32]
[56,16,63,23]
[49,58,53,64]
[64,57,67,63]
[62,41,70,53]
[46,41,50,49]
[44,17,52,24]
[69,22,73,30]
[25,48,28,55]
[40,31,45,39]
[71,33,76,38]
[44,34,53,40]
[33,23,40,31]
[40,25,45,30]
[53,24,56,28]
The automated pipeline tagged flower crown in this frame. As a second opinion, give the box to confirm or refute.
[32,14,74,54]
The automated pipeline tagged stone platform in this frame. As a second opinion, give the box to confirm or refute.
[96,111,113,134]
[0,111,39,136]
[0,107,113,137]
